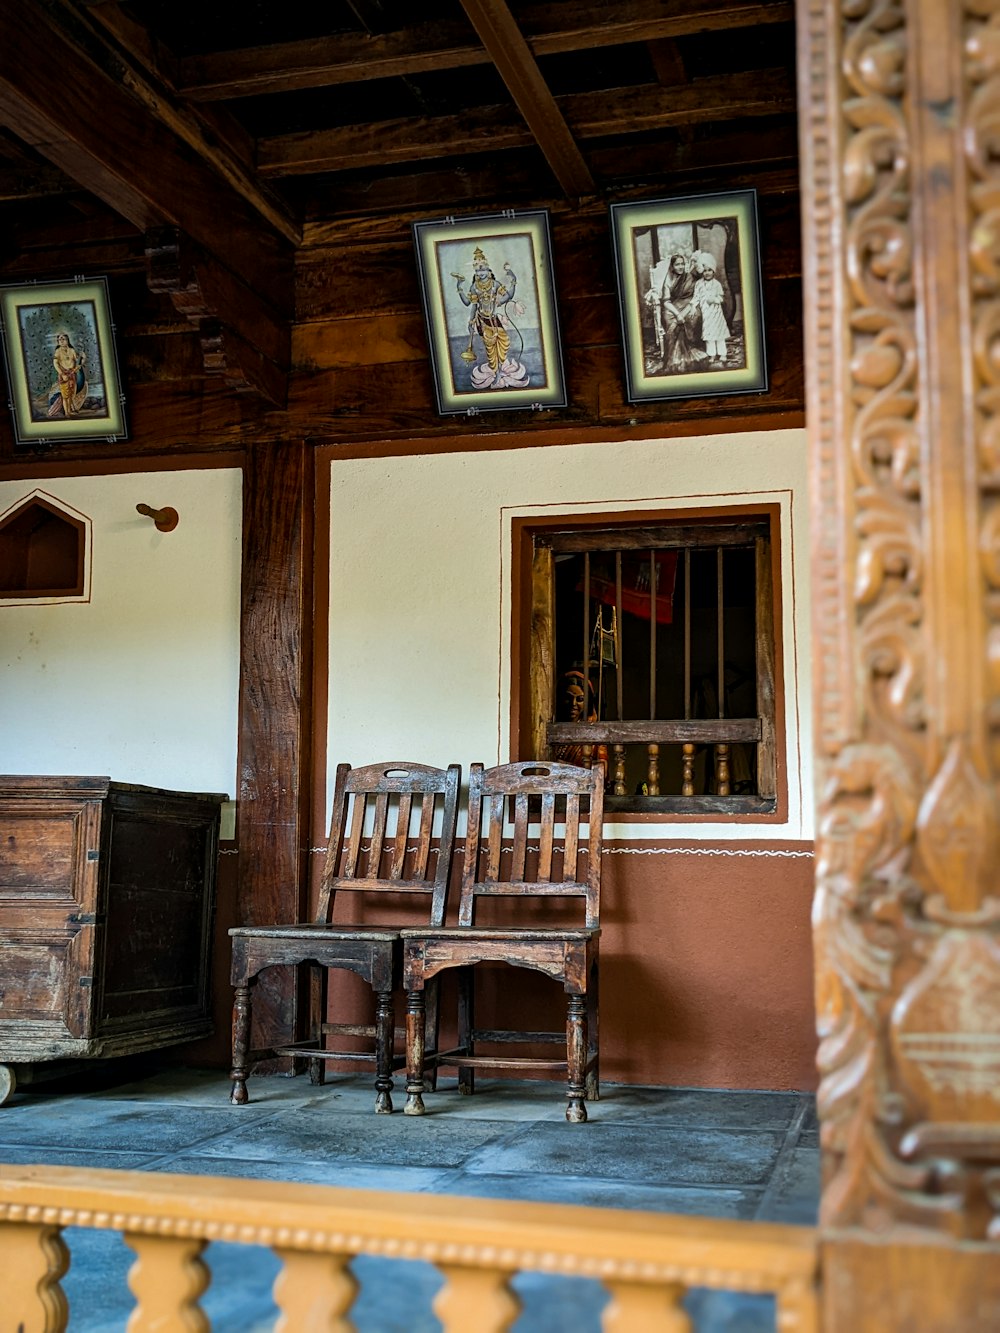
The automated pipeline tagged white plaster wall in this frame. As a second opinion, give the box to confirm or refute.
[0,469,241,826]
[329,428,813,840]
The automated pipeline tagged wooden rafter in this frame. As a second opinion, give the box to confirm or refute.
[459,0,595,201]
[259,69,795,177]
[177,0,793,101]
[0,0,293,403]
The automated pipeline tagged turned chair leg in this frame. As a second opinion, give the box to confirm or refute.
[566,993,588,1123]
[457,966,475,1096]
[230,980,254,1105]
[374,988,395,1114]
[404,989,426,1116]
[308,963,327,1086]
[586,962,600,1102]
[425,976,440,1094]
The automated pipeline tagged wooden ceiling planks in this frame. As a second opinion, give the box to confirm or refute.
[0,0,802,454]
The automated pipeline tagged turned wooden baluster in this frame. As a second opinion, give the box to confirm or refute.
[603,1279,692,1332]
[715,743,731,796]
[775,1275,820,1332]
[434,1266,521,1332]
[681,743,696,797]
[124,1233,210,1332]
[646,742,660,796]
[612,743,627,796]
[582,742,594,769]
[6,1219,69,1332]
[273,1250,359,1331]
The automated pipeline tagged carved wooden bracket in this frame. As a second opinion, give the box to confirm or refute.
[144,225,289,407]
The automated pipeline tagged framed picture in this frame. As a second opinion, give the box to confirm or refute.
[0,277,127,446]
[412,210,566,415]
[609,190,767,403]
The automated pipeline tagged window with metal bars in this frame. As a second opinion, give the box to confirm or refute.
[522,513,779,815]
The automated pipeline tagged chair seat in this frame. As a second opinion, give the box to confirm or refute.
[230,924,402,943]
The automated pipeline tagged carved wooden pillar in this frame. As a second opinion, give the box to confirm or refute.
[799,0,1000,1324]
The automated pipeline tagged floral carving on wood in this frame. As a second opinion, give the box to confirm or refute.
[807,0,1000,1237]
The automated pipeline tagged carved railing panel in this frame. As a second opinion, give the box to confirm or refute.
[0,1164,819,1332]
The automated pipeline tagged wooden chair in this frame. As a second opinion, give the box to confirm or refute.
[401,759,604,1124]
[229,761,461,1113]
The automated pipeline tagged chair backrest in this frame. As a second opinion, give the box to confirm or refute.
[316,761,461,927]
[459,760,604,929]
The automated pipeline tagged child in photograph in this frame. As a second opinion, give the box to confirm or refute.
[692,261,730,364]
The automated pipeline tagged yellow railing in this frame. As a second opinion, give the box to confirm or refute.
[1,1163,819,1332]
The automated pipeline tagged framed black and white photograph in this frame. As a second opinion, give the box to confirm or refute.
[0,277,127,446]
[610,190,767,404]
[412,210,567,416]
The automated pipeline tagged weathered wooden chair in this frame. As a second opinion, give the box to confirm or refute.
[401,759,604,1123]
[229,761,461,1113]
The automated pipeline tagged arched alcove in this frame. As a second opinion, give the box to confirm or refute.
[0,492,87,599]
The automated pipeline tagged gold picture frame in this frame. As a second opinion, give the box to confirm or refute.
[0,277,127,446]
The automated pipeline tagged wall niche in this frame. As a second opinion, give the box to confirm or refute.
[0,490,90,603]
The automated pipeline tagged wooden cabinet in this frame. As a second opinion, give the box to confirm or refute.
[0,776,224,1101]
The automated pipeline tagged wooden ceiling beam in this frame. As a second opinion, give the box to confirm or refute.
[76,0,299,247]
[259,68,795,177]
[458,0,595,201]
[178,0,794,101]
[0,0,294,318]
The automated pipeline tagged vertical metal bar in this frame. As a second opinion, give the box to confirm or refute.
[684,548,691,721]
[582,552,590,690]
[717,547,725,717]
[615,551,624,721]
[649,549,656,718]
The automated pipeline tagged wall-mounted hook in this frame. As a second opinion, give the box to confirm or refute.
[136,503,179,532]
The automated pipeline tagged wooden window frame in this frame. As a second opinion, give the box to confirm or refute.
[510,504,787,822]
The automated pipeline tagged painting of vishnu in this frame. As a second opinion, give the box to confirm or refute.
[413,211,567,415]
[610,191,767,404]
[0,279,126,446]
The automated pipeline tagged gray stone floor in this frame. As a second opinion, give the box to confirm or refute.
[0,1064,819,1331]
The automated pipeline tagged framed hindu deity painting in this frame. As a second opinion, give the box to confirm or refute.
[0,277,127,447]
[609,190,767,404]
[412,211,567,415]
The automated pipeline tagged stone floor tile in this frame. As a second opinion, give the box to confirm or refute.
[592,1084,800,1131]
[0,1100,270,1153]
[191,1106,521,1169]
[461,1119,785,1188]
[0,1147,158,1170]
[755,1146,821,1224]
[435,1170,763,1219]
[159,1152,453,1193]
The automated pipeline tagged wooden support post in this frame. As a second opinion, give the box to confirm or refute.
[237,440,314,1065]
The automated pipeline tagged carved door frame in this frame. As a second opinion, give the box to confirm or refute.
[798,0,1000,1323]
